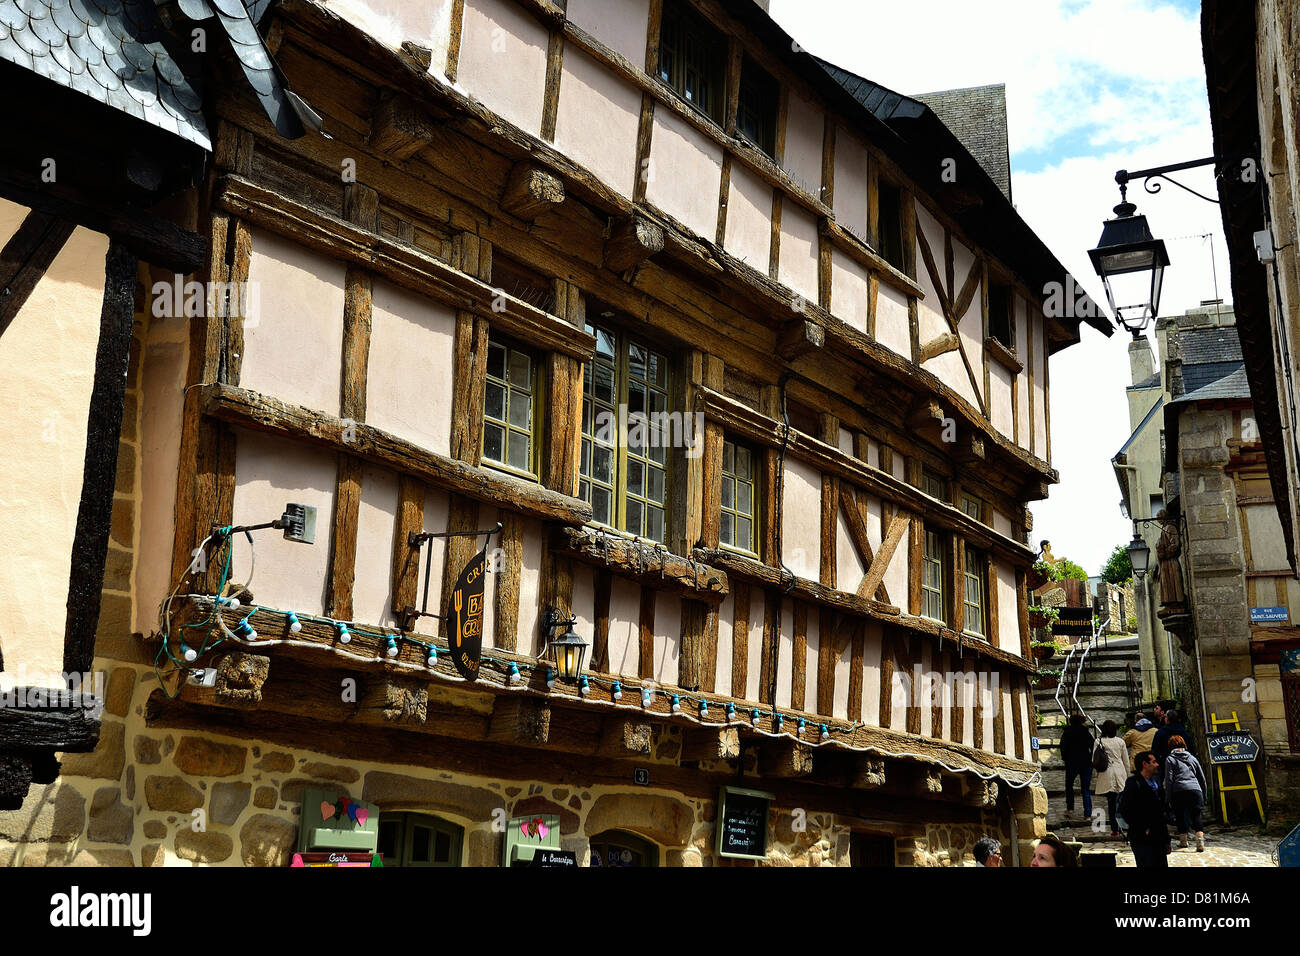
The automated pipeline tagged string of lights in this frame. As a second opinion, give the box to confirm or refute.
[158,543,1042,790]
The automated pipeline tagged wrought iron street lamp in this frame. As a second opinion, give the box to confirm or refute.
[1126,532,1152,580]
[543,609,588,681]
[1088,197,1169,338]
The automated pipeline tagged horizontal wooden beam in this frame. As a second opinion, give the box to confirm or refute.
[213,174,595,360]
[500,163,566,221]
[695,386,1035,563]
[368,91,440,159]
[199,383,592,526]
[695,547,900,618]
[554,526,727,600]
[777,318,825,360]
[604,214,665,273]
[0,169,204,274]
[818,215,923,300]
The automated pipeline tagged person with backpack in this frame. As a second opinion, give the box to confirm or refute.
[1119,750,1171,867]
[1093,719,1129,837]
[1164,734,1209,851]
[1059,713,1095,821]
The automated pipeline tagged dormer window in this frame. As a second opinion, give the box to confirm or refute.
[737,56,778,156]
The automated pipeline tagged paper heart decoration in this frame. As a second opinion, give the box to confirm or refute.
[346,803,359,823]
[320,801,336,820]
[520,819,532,837]
[536,820,549,839]
[291,854,305,867]
[355,808,369,827]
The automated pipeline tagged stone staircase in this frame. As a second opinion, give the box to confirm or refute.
[1034,635,1141,838]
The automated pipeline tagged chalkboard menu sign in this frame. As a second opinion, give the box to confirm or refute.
[1206,731,1260,765]
[716,786,774,861]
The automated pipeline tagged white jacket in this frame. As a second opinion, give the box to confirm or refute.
[1094,737,1129,794]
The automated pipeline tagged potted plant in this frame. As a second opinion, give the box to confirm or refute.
[1030,640,1057,661]
[1035,667,1062,690]
[1028,605,1059,629]
[1026,559,1058,591]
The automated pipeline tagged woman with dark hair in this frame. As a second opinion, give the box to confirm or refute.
[1165,734,1209,851]
[1094,720,1129,837]
[1030,833,1078,867]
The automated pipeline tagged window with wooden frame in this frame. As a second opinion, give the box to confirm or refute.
[491,254,555,314]
[377,813,463,867]
[720,437,758,554]
[580,321,671,543]
[963,544,987,638]
[483,336,539,479]
[921,468,949,503]
[988,281,1014,351]
[922,527,948,623]
[876,177,905,272]
[736,55,778,156]
[658,0,727,124]
[961,492,984,523]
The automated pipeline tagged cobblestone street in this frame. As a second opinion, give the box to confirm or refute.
[1053,821,1281,867]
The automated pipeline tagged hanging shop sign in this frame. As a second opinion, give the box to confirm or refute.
[448,544,488,681]
[291,852,383,867]
[529,849,578,867]
[1206,731,1260,765]
[715,786,774,861]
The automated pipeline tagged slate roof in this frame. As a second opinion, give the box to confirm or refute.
[1178,364,1251,403]
[915,84,1012,202]
[1179,325,1245,394]
[0,0,210,149]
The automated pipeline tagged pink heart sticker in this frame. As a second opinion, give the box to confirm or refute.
[537,821,549,839]
[355,808,369,827]
[520,820,531,837]
[320,801,335,820]
[291,854,304,867]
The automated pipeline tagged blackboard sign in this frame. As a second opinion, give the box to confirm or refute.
[716,786,773,861]
[530,849,578,868]
[1206,731,1260,765]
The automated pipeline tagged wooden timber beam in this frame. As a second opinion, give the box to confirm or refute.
[758,740,814,778]
[596,717,653,758]
[953,431,987,465]
[500,163,566,221]
[554,526,727,599]
[604,214,665,273]
[198,383,591,526]
[680,726,740,762]
[368,91,440,159]
[488,697,551,746]
[851,755,887,789]
[837,485,888,604]
[0,169,204,274]
[918,332,960,364]
[0,210,75,337]
[857,513,910,604]
[777,318,825,360]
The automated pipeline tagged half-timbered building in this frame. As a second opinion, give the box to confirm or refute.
[2,0,1109,867]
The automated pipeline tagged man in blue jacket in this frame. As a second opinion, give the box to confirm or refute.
[1119,750,1171,867]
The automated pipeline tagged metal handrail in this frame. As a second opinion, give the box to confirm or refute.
[1054,617,1110,727]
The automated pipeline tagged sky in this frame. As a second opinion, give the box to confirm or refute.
[767,0,1228,576]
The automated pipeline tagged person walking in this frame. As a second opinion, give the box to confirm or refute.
[1153,709,1190,762]
[1059,713,1094,821]
[1164,734,1209,852]
[1093,719,1129,837]
[1119,751,1171,867]
[1123,717,1157,767]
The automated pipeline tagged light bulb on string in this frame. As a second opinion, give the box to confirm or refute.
[797,717,806,736]
[546,668,556,689]
[426,645,438,667]
[286,611,302,634]
[337,622,351,645]
[579,675,590,696]
[751,709,762,728]
[725,702,736,721]
[699,700,709,718]
[508,663,522,684]
[218,596,241,610]
[386,636,399,658]
[234,616,257,641]
[670,695,681,714]
[819,723,829,741]
[180,642,198,663]
[611,681,623,701]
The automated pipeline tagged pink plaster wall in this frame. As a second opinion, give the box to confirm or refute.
[1019,686,1032,759]
[875,284,911,359]
[781,91,823,195]
[514,518,544,657]
[417,489,449,634]
[989,362,1014,438]
[136,319,187,635]
[916,208,977,407]
[775,600,794,709]
[830,249,869,334]
[837,426,853,457]
[835,510,865,593]
[367,278,455,457]
[831,622,851,720]
[918,644,933,740]
[1001,684,1015,756]
[832,133,869,236]
[714,591,734,695]
[230,429,337,616]
[458,0,548,136]
[996,562,1019,653]
[888,642,907,729]
[554,47,642,199]
[780,456,821,581]
[606,576,640,678]
[571,563,595,647]
[953,241,985,407]
[745,589,764,702]
[1031,314,1048,459]
[326,0,456,72]
[859,621,881,727]
[353,464,400,629]
[565,0,649,64]
[722,162,772,271]
[1016,296,1031,451]
[778,202,819,304]
[992,510,1012,538]
[653,589,680,687]
[981,679,997,749]
[646,108,722,239]
[241,229,346,417]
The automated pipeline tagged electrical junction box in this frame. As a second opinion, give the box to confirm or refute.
[503,814,561,866]
[1254,229,1275,264]
[297,789,380,853]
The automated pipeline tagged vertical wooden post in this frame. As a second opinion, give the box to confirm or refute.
[731,579,751,699]
[494,513,523,651]
[391,476,426,624]
[638,584,656,680]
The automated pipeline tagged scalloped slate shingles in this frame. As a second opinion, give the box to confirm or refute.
[0,0,210,149]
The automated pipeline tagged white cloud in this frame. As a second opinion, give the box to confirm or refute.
[768,0,1227,574]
